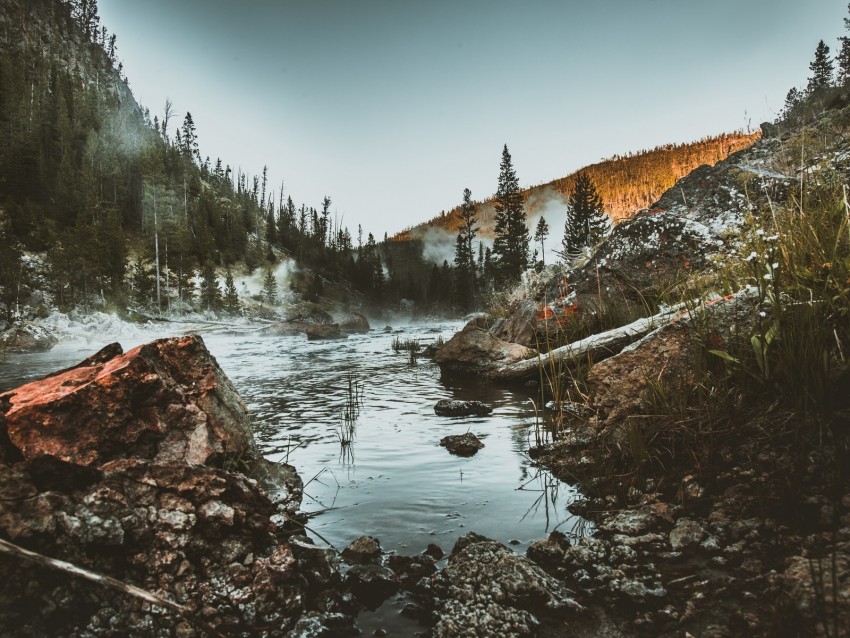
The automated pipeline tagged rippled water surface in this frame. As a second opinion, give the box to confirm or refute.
[0,322,586,556]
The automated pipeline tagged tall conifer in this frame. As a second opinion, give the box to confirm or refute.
[491,145,529,284]
[562,172,607,261]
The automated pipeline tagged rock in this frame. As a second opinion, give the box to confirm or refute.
[285,306,334,325]
[424,533,583,637]
[669,518,706,551]
[433,399,493,417]
[0,335,256,468]
[286,612,358,638]
[783,548,850,631]
[609,577,667,603]
[265,321,311,336]
[0,455,326,636]
[387,553,437,587]
[587,290,758,426]
[423,543,445,560]
[439,433,485,457]
[526,531,572,571]
[600,504,675,536]
[305,323,345,340]
[342,535,382,565]
[0,336,355,636]
[434,321,535,376]
[345,564,401,609]
[0,322,57,353]
[338,312,370,333]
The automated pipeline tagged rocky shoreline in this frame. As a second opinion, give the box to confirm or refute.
[2,331,846,637]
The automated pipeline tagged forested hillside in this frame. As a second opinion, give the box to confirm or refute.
[395,131,760,241]
[0,0,386,319]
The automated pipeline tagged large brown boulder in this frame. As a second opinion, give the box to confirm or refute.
[0,335,256,468]
[587,290,758,426]
[0,335,354,636]
[434,321,535,376]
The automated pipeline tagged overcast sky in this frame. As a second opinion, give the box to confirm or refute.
[98,0,848,237]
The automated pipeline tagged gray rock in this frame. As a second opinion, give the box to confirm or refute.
[342,535,382,565]
[439,433,485,457]
[427,533,584,638]
[305,323,345,340]
[345,564,400,609]
[434,399,493,417]
[610,577,667,602]
[669,518,706,551]
[603,507,662,535]
[0,322,57,353]
[338,312,370,334]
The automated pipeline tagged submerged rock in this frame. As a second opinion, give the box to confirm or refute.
[434,399,493,417]
[345,564,400,609]
[342,535,383,565]
[306,323,345,340]
[439,433,485,457]
[339,312,370,334]
[0,322,57,353]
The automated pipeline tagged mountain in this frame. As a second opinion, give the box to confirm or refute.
[393,131,760,243]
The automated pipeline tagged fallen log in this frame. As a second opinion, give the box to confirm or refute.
[489,304,686,382]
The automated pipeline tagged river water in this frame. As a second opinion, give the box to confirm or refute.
[0,318,587,629]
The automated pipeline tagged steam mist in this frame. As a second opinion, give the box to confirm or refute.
[525,189,570,264]
[233,259,296,304]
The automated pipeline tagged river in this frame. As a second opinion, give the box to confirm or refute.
[0,317,588,631]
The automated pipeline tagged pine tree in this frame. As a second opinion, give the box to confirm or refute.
[562,172,607,261]
[130,258,155,308]
[533,216,549,267]
[265,204,277,246]
[0,211,24,321]
[223,268,240,315]
[838,4,850,85]
[491,145,529,284]
[807,40,834,94]
[262,269,277,304]
[180,112,199,162]
[453,187,479,309]
[783,87,803,118]
[199,263,222,311]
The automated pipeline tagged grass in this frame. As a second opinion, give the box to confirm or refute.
[336,372,364,446]
[537,161,850,516]
[391,334,421,363]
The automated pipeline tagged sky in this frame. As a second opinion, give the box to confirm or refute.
[98,0,849,238]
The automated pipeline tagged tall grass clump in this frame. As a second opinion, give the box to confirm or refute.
[710,172,850,417]
[336,373,364,446]
[391,335,420,363]
[584,169,850,502]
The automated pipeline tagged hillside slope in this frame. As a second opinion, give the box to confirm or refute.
[394,131,760,242]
